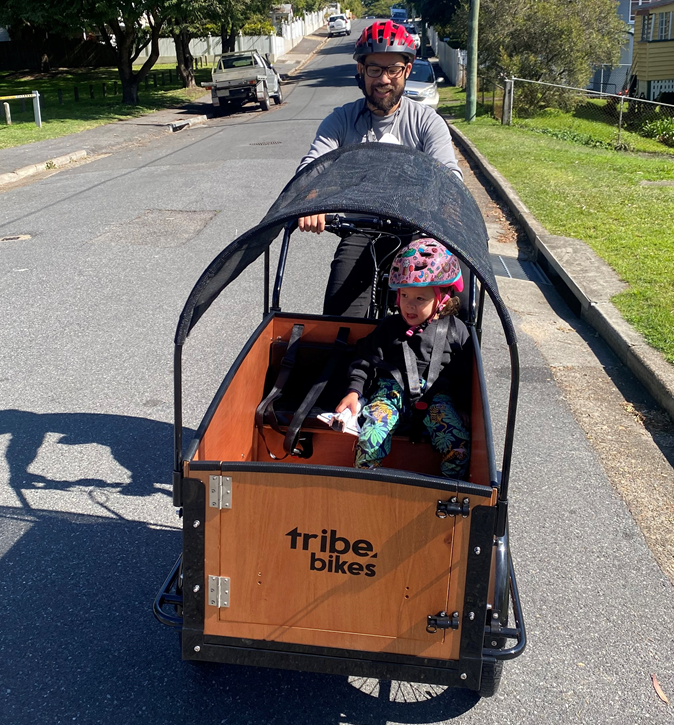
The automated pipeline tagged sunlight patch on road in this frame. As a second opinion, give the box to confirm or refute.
[0,432,179,528]
[20,488,180,528]
[27,432,132,484]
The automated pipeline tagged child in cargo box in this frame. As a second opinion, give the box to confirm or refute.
[335,239,471,479]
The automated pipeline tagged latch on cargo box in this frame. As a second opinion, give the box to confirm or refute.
[435,497,470,518]
[208,575,230,608]
[209,475,232,510]
[426,611,460,633]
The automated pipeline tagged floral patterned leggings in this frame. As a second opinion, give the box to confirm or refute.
[354,378,470,479]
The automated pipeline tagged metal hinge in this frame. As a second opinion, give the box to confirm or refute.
[208,575,230,608]
[209,475,232,510]
[426,611,460,633]
[435,496,470,519]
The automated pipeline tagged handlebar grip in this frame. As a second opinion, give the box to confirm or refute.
[324,213,384,229]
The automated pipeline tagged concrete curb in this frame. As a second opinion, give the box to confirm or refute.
[167,114,209,132]
[447,120,674,422]
[0,149,87,187]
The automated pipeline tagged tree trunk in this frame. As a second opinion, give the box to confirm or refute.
[116,31,140,105]
[174,28,195,88]
[227,26,237,53]
[120,75,140,104]
[221,23,237,53]
[104,16,163,105]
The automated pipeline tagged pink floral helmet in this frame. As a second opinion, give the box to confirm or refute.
[389,239,464,293]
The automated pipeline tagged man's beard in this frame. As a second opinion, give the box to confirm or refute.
[364,83,405,114]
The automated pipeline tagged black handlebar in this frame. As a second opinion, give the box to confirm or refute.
[324,213,414,235]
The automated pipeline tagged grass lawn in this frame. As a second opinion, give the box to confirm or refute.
[437,87,674,364]
[0,64,212,150]
[513,104,674,156]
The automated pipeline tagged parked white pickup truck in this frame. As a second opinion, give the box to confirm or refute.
[202,51,283,114]
[328,14,351,37]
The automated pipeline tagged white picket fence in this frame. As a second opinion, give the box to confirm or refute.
[137,10,326,65]
[427,26,466,87]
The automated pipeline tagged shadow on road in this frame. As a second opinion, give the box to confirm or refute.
[0,511,478,723]
[0,409,189,505]
[0,411,480,724]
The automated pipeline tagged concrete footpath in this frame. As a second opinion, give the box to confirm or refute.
[275,31,328,77]
[448,122,674,423]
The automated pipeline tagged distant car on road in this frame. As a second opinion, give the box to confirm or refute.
[404,24,421,49]
[328,14,352,37]
[202,51,283,114]
[404,58,443,109]
[390,7,408,23]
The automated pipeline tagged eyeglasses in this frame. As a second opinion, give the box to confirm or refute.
[363,63,407,79]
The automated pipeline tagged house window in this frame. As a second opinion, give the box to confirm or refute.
[658,12,670,39]
[641,14,652,40]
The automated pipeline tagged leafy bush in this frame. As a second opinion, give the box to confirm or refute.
[241,15,274,36]
[640,117,674,147]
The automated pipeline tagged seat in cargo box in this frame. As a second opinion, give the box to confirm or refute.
[256,321,473,463]
[257,325,354,432]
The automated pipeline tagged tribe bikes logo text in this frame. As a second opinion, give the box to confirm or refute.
[285,527,378,577]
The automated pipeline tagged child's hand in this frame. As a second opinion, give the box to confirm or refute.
[336,392,359,416]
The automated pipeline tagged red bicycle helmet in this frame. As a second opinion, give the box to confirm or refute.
[353,20,416,63]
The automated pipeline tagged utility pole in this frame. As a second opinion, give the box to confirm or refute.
[465,0,480,122]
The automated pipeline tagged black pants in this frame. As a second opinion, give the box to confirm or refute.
[322,233,411,317]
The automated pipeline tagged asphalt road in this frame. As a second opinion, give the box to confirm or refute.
[0,22,673,724]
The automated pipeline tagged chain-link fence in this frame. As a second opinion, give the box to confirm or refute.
[503,78,674,153]
[477,77,505,122]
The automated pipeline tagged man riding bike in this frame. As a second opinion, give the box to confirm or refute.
[296,21,463,317]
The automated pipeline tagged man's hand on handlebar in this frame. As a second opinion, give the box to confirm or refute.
[336,391,360,416]
[298,214,326,234]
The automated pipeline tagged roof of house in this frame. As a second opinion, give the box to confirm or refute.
[635,0,674,14]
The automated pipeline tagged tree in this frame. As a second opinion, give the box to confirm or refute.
[451,0,628,108]
[292,0,323,12]
[165,0,221,89]
[363,0,396,19]
[218,0,273,54]
[0,0,168,104]
[341,0,365,18]
[414,0,462,29]
[0,0,277,103]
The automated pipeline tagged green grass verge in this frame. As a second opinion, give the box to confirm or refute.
[0,65,212,150]
[440,103,674,364]
[438,85,674,155]
[513,104,674,156]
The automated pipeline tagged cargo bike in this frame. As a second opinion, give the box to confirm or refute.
[154,144,526,697]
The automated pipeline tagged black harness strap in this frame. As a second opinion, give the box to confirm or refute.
[402,315,451,402]
[255,323,304,437]
[403,341,422,399]
[427,315,453,389]
[284,326,351,457]
[403,315,453,443]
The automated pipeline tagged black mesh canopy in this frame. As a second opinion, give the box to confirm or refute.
[175,143,515,345]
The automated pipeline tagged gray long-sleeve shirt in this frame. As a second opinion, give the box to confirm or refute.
[296,97,463,179]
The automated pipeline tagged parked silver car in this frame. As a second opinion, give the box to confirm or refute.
[404,59,444,109]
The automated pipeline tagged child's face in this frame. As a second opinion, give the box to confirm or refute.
[398,287,436,326]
